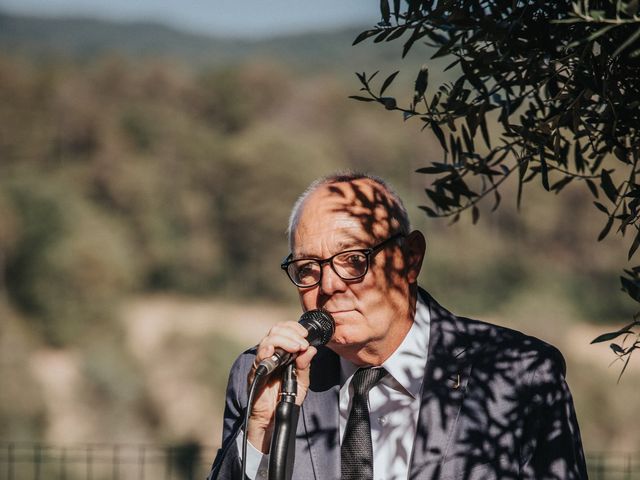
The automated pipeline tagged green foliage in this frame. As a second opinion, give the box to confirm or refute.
[2,177,140,347]
[120,109,157,152]
[0,53,438,351]
[214,125,340,298]
[355,0,640,369]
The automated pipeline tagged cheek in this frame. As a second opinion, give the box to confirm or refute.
[371,254,407,293]
[299,289,318,310]
[359,265,404,313]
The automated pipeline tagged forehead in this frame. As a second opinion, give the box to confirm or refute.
[292,179,399,253]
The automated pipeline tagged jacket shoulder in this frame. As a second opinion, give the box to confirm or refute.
[460,315,564,363]
[421,288,567,381]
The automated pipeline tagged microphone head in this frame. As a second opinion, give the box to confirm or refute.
[299,309,335,347]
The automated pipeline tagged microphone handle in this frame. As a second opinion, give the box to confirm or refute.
[258,348,294,375]
[269,363,299,480]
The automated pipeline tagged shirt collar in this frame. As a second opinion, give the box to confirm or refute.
[340,295,431,399]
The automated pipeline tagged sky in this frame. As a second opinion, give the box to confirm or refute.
[0,0,381,38]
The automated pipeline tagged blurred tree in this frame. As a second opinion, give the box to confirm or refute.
[193,63,290,134]
[352,0,640,374]
[215,124,341,299]
[3,178,140,347]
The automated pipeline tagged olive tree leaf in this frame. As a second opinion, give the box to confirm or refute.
[413,65,429,106]
[380,71,400,96]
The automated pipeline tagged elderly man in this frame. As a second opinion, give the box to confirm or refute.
[209,173,588,479]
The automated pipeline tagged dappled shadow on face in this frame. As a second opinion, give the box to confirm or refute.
[307,179,414,298]
[324,181,404,239]
[324,180,406,242]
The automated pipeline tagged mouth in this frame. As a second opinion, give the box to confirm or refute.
[325,310,355,324]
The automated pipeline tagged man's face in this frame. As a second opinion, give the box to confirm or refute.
[290,179,422,364]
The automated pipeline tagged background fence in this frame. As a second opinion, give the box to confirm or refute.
[0,443,638,479]
[0,443,217,480]
[589,453,640,480]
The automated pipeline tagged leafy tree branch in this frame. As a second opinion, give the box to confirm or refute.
[353,0,640,372]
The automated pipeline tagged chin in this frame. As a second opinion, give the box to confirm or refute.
[328,334,349,347]
[329,327,367,348]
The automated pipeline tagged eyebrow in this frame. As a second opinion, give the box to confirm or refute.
[335,239,361,251]
[295,239,365,259]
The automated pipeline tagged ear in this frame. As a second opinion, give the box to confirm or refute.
[404,230,426,283]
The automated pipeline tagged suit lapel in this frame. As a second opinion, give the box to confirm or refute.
[301,347,341,480]
[409,289,473,479]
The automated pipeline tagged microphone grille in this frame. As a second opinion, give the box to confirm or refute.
[299,309,335,346]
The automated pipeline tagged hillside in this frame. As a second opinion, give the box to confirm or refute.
[0,10,415,72]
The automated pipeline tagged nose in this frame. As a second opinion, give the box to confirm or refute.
[319,262,347,295]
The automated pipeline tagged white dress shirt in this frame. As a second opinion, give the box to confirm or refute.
[239,297,430,479]
[340,297,430,480]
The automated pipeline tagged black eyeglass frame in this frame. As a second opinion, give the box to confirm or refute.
[280,233,405,288]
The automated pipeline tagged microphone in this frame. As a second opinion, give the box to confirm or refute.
[255,309,335,376]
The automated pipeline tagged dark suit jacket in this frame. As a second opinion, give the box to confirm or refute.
[208,289,588,479]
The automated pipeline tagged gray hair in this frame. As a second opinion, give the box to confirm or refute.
[287,172,411,248]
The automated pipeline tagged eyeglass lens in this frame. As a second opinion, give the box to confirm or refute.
[288,250,369,286]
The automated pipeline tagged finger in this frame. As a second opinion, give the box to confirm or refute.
[293,346,316,406]
[255,334,308,361]
[254,344,275,366]
[268,322,310,343]
[294,346,317,372]
[272,319,310,337]
[262,334,308,356]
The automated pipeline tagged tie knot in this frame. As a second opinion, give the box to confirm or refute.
[351,367,386,396]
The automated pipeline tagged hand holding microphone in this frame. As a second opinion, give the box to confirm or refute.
[247,310,334,453]
[255,309,335,376]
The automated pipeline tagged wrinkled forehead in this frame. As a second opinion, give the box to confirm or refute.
[293,179,403,246]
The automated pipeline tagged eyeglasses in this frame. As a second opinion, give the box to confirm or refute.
[281,234,404,288]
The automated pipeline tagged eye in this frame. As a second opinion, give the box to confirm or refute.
[295,261,318,278]
[344,253,366,267]
[334,252,367,277]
